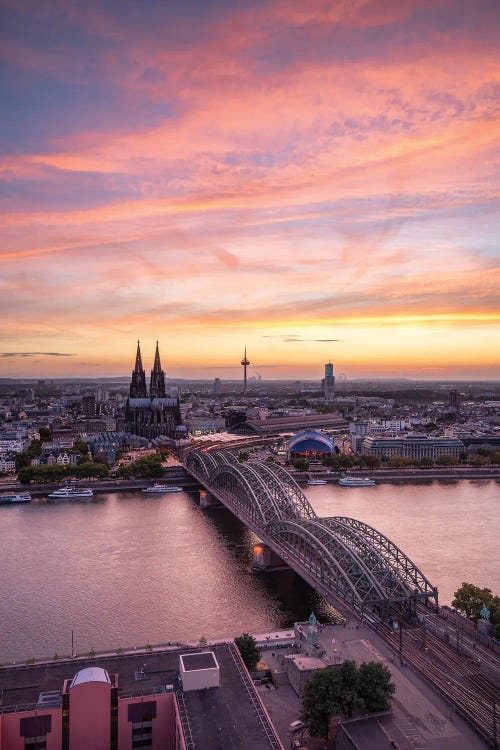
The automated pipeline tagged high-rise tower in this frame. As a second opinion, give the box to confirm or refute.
[150,340,166,398]
[321,361,335,401]
[241,346,250,394]
[129,340,147,398]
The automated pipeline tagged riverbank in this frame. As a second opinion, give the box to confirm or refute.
[0,468,200,498]
[1,466,499,498]
[299,466,500,484]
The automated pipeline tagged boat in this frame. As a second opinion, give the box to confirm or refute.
[142,483,183,494]
[0,491,31,504]
[48,487,94,499]
[338,476,376,487]
[306,478,327,486]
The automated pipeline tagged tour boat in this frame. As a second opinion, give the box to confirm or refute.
[306,478,327,486]
[142,483,183,494]
[338,476,376,487]
[48,487,94,499]
[0,491,32,504]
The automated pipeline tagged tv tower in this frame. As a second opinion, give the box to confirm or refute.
[241,346,250,394]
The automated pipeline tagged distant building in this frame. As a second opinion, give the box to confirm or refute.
[0,453,16,473]
[82,394,96,417]
[213,377,221,396]
[449,389,462,413]
[361,435,464,461]
[125,341,182,440]
[321,361,336,401]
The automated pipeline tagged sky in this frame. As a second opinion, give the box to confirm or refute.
[1,0,499,380]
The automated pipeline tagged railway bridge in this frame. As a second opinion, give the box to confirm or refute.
[185,449,438,619]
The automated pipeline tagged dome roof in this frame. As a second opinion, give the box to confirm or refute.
[70,667,111,688]
[288,430,334,453]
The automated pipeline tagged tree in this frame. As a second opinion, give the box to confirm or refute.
[436,454,459,467]
[301,661,395,738]
[293,458,310,472]
[234,633,260,672]
[387,454,412,468]
[302,667,344,737]
[418,457,434,468]
[357,662,395,713]
[359,455,381,470]
[238,451,249,463]
[452,582,493,619]
[39,427,52,441]
[73,439,89,455]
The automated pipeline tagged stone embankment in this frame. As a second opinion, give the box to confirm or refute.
[302,466,500,483]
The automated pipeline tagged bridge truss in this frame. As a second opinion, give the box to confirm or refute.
[185,449,438,617]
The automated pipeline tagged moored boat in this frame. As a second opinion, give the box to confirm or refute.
[0,491,32,504]
[142,483,183,494]
[338,476,376,487]
[48,487,94,499]
[306,478,327,486]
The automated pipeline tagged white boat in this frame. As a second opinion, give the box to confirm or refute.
[0,491,31,504]
[306,478,327,486]
[339,476,376,487]
[48,487,94,499]
[142,483,183,494]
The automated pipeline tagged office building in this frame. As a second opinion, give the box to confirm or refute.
[0,643,283,749]
[321,362,335,401]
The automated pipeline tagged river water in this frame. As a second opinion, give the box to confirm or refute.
[0,480,498,662]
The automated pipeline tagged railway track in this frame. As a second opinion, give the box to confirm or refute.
[375,619,499,746]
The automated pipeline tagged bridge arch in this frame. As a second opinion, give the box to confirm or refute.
[185,449,438,614]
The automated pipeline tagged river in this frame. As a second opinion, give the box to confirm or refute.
[0,480,498,662]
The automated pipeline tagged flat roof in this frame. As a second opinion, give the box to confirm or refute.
[341,715,413,750]
[180,652,218,671]
[0,644,282,749]
[287,655,326,671]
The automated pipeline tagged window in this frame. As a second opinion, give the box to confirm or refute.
[132,720,153,749]
[25,739,47,750]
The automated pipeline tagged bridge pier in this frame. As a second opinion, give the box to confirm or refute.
[252,543,287,571]
[199,489,223,508]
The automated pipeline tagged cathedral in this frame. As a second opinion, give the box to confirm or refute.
[125,341,182,440]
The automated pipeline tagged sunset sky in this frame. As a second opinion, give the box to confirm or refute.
[1,0,499,380]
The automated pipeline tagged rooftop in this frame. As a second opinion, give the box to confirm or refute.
[180,651,218,671]
[0,643,282,750]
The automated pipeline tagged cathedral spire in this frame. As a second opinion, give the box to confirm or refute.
[150,341,166,399]
[153,340,162,372]
[129,340,147,398]
[134,340,144,373]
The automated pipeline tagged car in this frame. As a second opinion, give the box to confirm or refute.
[289,720,305,732]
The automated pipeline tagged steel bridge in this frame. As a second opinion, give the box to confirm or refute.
[185,449,438,619]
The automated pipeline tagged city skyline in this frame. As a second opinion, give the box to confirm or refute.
[1,0,499,380]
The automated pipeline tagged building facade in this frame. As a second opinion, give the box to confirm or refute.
[0,644,283,750]
[361,434,465,460]
[125,342,182,440]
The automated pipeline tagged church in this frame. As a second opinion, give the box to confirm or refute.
[125,341,182,439]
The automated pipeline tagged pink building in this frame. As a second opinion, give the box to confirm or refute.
[0,643,283,750]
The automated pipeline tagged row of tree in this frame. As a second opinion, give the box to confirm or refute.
[291,450,500,472]
[114,453,165,479]
[18,461,109,484]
